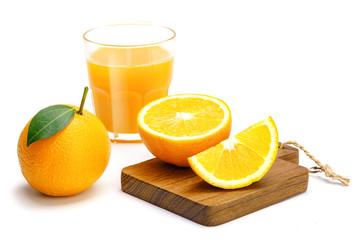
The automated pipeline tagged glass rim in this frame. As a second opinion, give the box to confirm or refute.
[83,23,176,48]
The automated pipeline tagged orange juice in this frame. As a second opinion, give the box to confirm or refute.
[86,46,174,134]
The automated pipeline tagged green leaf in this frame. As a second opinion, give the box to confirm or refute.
[27,105,75,147]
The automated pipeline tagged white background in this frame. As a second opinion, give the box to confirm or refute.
[1,0,359,239]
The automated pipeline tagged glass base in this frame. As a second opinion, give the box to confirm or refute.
[109,132,142,143]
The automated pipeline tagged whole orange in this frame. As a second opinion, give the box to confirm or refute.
[17,105,111,196]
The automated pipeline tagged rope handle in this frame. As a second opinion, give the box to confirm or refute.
[279,141,350,186]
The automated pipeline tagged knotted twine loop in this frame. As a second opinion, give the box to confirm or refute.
[279,141,350,186]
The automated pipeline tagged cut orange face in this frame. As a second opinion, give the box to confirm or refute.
[137,94,231,167]
[188,117,278,189]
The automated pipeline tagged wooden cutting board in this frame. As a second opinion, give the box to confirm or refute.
[121,145,308,226]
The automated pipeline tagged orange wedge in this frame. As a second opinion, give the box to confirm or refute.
[137,94,231,167]
[188,117,278,189]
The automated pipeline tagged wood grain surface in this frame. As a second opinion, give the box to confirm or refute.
[121,146,308,226]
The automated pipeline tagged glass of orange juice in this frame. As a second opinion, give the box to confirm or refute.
[83,24,176,142]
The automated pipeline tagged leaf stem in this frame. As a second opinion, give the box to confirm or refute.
[77,87,89,115]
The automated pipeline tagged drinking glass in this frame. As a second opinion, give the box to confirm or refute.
[83,24,176,142]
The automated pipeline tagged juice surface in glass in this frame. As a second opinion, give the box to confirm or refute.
[86,46,174,134]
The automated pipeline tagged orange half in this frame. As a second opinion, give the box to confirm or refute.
[137,94,231,167]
